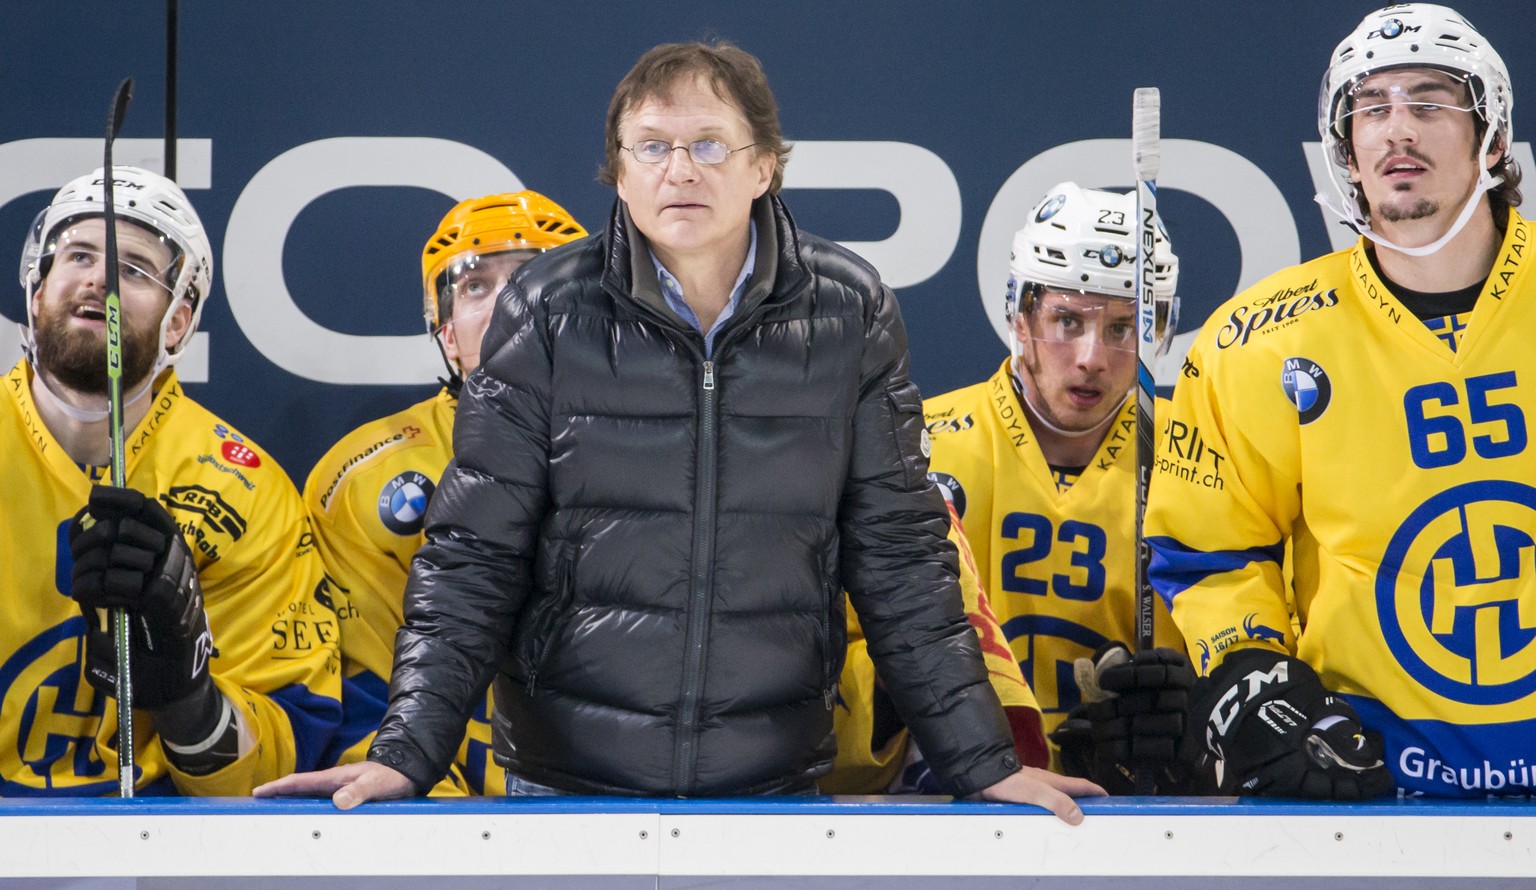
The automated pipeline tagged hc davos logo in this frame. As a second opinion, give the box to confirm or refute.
[0,617,117,794]
[1281,357,1331,424]
[1001,614,1109,715]
[378,471,435,535]
[1377,481,1536,705]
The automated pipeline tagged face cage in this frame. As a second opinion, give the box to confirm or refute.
[20,213,205,376]
[1006,278,1179,358]
[423,246,547,337]
[1325,66,1498,166]
[1317,67,1508,256]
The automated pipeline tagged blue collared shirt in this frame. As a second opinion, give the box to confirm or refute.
[649,222,757,358]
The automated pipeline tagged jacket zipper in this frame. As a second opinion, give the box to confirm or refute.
[821,578,836,710]
[674,357,718,793]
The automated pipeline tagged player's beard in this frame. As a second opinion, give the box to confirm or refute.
[33,299,161,396]
[1377,196,1439,223]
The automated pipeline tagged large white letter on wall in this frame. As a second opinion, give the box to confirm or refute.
[782,141,961,288]
[223,137,521,384]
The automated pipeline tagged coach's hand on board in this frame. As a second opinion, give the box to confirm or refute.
[255,761,418,810]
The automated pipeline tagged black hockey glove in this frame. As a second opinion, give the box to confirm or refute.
[1049,705,1097,784]
[1192,648,1393,800]
[1087,643,1197,788]
[69,485,219,714]
[1051,642,1198,794]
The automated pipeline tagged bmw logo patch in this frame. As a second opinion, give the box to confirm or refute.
[1380,18,1404,39]
[1281,357,1332,425]
[927,472,967,519]
[1099,245,1124,268]
[1035,193,1067,222]
[378,471,436,535]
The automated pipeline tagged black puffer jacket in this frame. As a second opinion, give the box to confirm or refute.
[369,195,1019,796]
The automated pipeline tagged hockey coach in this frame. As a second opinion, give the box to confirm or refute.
[259,39,1102,821]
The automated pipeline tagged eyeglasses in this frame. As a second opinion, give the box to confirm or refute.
[623,139,759,166]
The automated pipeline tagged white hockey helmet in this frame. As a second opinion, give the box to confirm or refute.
[1316,4,1512,253]
[19,165,214,373]
[1005,181,1179,354]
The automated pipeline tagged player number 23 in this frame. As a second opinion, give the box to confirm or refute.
[1403,371,1527,469]
[999,512,1107,601]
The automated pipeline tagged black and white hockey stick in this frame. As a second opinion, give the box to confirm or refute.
[103,76,138,798]
[1131,87,1160,795]
[164,0,178,181]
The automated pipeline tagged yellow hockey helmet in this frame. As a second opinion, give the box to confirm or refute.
[421,190,587,335]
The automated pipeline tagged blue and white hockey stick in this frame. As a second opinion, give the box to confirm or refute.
[1131,86,1160,795]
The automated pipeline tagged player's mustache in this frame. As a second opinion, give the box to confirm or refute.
[1374,146,1433,175]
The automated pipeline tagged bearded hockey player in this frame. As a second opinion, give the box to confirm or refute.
[1148,3,1532,799]
[922,181,1193,792]
[303,191,587,794]
[3,166,340,794]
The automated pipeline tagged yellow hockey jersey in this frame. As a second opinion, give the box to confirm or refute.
[0,362,341,796]
[823,502,1043,793]
[303,388,501,795]
[1148,213,1536,797]
[923,359,1184,740]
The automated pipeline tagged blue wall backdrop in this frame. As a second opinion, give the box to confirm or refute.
[4,1,1533,481]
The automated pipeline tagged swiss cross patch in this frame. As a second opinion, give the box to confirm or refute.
[222,441,261,468]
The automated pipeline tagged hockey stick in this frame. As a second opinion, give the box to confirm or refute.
[165,0,178,181]
[1131,87,1160,795]
[103,76,138,798]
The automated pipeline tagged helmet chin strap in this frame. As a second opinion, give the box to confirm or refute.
[429,305,493,389]
[31,363,154,424]
[1011,355,1125,440]
[1317,125,1503,258]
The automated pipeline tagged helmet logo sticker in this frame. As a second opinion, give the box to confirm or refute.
[1098,245,1124,268]
[1281,357,1332,424]
[1035,193,1067,222]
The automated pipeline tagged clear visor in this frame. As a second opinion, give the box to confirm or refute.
[1011,280,1177,355]
[1336,74,1479,153]
[428,246,541,334]
[36,223,179,301]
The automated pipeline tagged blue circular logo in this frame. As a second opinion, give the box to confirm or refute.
[1380,18,1405,39]
[1099,245,1124,268]
[1281,357,1331,424]
[1035,193,1067,222]
[378,471,436,535]
[1376,481,1536,705]
[0,617,118,795]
